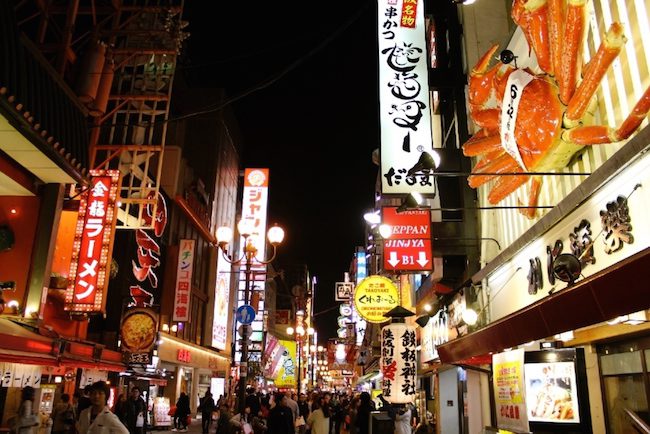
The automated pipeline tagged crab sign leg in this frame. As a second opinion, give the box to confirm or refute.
[469,44,502,130]
[559,0,587,105]
[523,0,553,74]
[518,176,543,219]
[564,86,650,144]
[463,134,503,156]
[566,23,626,123]
[548,0,564,78]
[469,153,521,188]
[488,174,530,204]
[472,150,506,172]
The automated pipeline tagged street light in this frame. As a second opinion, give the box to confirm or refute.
[216,220,284,415]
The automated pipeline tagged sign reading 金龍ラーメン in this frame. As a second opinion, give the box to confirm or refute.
[378,0,434,195]
[66,170,120,313]
[353,275,400,323]
[172,239,195,322]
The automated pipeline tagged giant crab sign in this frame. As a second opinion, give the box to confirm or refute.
[463,0,650,218]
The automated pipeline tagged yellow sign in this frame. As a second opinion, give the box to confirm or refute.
[273,340,297,388]
[353,275,400,323]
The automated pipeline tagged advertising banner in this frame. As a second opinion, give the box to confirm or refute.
[172,239,195,322]
[120,307,159,365]
[66,170,120,313]
[381,323,417,404]
[273,339,296,388]
[524,361,580,423]
[0,364,42,388]
[493,349,529,432]
[211,254,231,350]
[382,207,432,272]
[378,0,434,194]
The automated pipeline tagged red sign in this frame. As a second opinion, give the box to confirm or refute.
[384,239,433,271]
[400,0,418,28]
[382,207,431,239]
[66,170,120,312]
[177,349,192,363]
[382,207,432,272]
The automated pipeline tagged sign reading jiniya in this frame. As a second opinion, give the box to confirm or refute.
[378,0,435,194]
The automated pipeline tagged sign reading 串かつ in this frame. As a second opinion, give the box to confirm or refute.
[353,276,400,323]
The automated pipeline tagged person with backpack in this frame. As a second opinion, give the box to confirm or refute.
[51,394,75,434]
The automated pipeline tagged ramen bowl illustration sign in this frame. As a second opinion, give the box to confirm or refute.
[120,308,159,364]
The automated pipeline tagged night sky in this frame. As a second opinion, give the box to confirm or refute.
[182,2,378,341]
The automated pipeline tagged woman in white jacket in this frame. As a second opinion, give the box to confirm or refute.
[77,382,129,434]
[306,399,330,434]
[394,407,412,434]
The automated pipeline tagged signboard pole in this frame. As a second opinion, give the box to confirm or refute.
[238,258,252,415]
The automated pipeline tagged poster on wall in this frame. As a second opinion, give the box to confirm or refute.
[524,361,580,423]
[493,349,529,433]
[153,397,172,427]
[267,338,296,388]
[211,255,231,350]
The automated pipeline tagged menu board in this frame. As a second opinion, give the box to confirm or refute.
[492,349,529,433]
[153,397,172,427]
[524,362,580,423]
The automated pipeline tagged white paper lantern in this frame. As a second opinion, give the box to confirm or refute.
[381,323,417,404]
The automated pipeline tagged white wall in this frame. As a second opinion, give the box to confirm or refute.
[439,368,460,434]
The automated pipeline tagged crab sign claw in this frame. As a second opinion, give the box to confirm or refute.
[512,0,552,74]
[468,44,501,130]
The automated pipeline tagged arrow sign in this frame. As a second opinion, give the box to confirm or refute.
[417,251,429,267]
[383,239,433,271]
[388,251,400,267]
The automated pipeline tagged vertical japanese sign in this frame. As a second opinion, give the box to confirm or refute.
[212,255,231,350]
[493,349,529,432]
[172,239,195,322]
[381,323,417,404]
[237,169,269,358]
[66,170,120,313]
[378,0,434,194]
[354,250,367,346]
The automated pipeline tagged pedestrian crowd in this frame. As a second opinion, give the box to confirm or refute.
[8,383,435,434]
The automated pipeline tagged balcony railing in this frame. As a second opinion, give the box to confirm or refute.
[0,1,89,181]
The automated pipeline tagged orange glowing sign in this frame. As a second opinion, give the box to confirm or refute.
[65,170,120,313]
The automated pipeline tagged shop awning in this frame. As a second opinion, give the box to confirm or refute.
[355,371,381,385]
[0,318,59,360]
[438,247,650,364]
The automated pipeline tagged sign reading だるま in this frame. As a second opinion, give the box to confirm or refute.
[353,276,400,323]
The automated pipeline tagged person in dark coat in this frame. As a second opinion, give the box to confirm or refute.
[356,392,374,434]
[266,393,293,434]
[76,386,92,420]
[198,391,216,434]
[215,403,232,434]
[174,393,191,432]
[124,386,148,434]
[245,388,261,417]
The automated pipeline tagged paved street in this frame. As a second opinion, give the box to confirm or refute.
[150,417,205,434]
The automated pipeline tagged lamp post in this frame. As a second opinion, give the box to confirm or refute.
[287,310,314,394]
[216,219,284,415]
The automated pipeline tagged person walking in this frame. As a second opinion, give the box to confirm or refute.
[10,386,40,434]
[356,393,373,434]
[306,399,329,434]
[215,403,232,434]
[198,391,216,434]
[297,394,309,434]
[76,386,92,420]
[266,393,293,434]
[51,394,75,434]
[394,407,412,434]
[77,381,129,434]
[229,405,252,434]
[174,393,191,432]
[124,387,147,434]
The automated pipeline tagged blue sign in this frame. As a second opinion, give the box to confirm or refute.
[236,305,255,325]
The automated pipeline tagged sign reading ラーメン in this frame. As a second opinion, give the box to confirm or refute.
[378,0,434,194]
[353,276,400,323]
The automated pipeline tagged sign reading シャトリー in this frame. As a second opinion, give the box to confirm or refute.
[353,276,400,323]
[378,0,434,195]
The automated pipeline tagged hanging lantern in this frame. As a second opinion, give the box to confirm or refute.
[381,306,417,404]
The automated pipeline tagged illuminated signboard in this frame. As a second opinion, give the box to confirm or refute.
[66,170,120,313]
[381,323,417,404]
[211,254,231,350]
[238,168,269,352]
[353,275,400,324]
[382,207,432,272]
[378,0,434,194]
[172,239,195,322]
